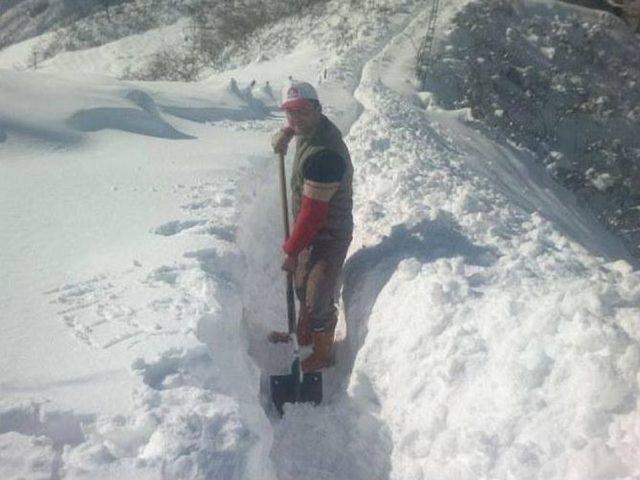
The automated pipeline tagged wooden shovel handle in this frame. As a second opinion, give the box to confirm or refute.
[278,153,297,334]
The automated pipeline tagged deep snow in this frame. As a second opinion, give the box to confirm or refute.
[2,0,640,479]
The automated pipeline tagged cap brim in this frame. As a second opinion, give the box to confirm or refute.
[281,98,313,110]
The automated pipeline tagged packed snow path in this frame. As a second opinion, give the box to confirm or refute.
[2,0,640,479]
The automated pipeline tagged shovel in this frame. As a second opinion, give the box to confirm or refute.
[269,152,322,416]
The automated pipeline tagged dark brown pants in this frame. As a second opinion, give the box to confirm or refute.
[294,238,351,333]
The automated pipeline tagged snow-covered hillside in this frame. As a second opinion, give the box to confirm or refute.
[423,0,640,258]
[0,0,189,54]
[2,0,640,479]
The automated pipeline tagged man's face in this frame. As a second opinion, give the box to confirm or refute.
[285,104,321,135]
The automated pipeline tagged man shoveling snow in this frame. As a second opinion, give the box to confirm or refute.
[268,80,353,374]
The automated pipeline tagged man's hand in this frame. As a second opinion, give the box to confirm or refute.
[271,127,295,155]
[281,254,297,273]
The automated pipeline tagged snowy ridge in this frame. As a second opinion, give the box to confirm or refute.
[0,19,189,77]
[344,3,640,478]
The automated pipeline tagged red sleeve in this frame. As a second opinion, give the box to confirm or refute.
[283,195,329,256]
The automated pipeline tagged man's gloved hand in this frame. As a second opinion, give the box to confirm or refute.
[271,126,295,155]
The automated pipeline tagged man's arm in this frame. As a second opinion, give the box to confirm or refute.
[283,150,346,256]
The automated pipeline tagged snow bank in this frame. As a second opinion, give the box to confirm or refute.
[1,67,276,479]
[0,432,59,480]
[60,352,261,479]
[338,2,640,478]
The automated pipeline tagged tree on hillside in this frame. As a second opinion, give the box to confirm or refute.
[99,0,112,22]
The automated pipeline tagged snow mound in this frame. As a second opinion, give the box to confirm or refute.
[0,432,58,480]
[0,400,91,446]
[61,365,254,479]
[0,71,270,145]
[337,4,640,477]
[67,89,194,140]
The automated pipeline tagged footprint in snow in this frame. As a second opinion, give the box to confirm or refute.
[47,277,145,351]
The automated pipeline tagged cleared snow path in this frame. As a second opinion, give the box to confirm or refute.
[234,5,426,480]
[236,1,640,478]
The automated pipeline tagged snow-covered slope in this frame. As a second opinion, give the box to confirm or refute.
[2,0,640,479]
[0,19,188,76]
[0,67,278,478]
[423,0,640,259]
[0,0,189,57]
[343,7,640,477]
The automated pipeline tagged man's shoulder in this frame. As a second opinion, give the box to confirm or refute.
[320,115,343,139]
[314,117,349,154]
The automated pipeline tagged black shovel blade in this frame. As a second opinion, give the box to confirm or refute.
[270,360,323,416]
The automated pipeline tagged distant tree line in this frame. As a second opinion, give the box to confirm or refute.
[126,0,328,81]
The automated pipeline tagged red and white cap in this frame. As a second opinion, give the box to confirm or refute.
[280,80,319,110]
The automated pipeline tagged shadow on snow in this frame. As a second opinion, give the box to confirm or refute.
[337,216,497,395]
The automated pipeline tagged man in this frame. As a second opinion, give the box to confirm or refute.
[269,80,353,373]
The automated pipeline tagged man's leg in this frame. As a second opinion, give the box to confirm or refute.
[267,248,311,344]
[301,239,350,372]
[294,249,312,345]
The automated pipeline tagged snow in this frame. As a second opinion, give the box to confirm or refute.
[1,65,274,477]
[0,20,188,76]
[0,432,58,480]
[2,0,640,479]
